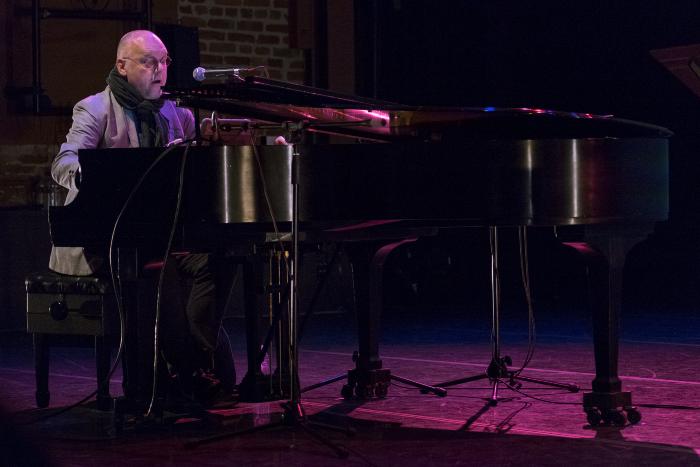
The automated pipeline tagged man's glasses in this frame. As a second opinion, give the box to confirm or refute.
[121,55,172,70]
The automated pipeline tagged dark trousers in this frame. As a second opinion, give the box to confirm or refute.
[147,253,237,391]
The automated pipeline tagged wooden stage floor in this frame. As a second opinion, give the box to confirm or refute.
[1,309,700,466]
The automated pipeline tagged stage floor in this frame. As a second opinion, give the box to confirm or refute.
[1,309,700,466]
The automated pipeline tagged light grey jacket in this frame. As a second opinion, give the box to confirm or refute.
[49,86,195,275]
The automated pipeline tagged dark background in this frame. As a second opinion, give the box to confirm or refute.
[348,0,700,323]
[4,1,700,331]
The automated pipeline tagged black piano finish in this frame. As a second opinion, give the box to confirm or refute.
[49,136,668,249]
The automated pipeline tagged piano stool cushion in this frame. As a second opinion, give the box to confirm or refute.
[25,271,114,336]
[25,272,109,295]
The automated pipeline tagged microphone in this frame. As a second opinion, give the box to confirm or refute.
[192,66,243,82]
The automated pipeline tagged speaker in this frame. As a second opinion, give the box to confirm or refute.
[154,23,200,89]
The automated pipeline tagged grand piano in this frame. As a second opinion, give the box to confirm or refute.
[49,76,670,425]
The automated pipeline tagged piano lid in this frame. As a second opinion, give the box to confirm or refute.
[164,77,673,142]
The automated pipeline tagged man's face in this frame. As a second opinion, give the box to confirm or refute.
[116,33,169,100]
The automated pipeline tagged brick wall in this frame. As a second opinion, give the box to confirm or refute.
[178,0,306,82]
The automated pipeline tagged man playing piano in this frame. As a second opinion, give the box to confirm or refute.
[49,30,235,405]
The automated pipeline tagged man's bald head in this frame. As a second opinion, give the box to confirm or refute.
[116,30,166,60]
[114,30,169,100]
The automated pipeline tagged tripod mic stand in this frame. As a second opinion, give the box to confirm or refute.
[431,226,579,406]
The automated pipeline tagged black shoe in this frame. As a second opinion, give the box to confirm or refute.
[191,368,223,404]
[206,387,240,409]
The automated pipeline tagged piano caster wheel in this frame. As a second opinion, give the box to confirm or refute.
[625,407,642,425]
[586,408,602,427]
[341,384,354,399]
[587,406,635,427]
[355,384,373,399]
[602,409,627,427]
[374,383,388,399]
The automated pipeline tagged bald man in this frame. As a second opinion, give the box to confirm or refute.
[50,30,235,405]
[51,30,193,255]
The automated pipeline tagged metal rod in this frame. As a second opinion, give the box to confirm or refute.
[371,0,378,98]
[289,144,301,402]
[490,226,500,360]
[31,0,41,113]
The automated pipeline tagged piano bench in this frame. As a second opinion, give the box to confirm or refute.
[25,272,115,410]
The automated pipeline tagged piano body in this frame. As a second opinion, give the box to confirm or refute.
[49,77,670,422]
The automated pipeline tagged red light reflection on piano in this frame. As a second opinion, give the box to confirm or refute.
[360,110,391,121]
[284,107,319,120]
[562,242,598,255]
[327,220,402,232]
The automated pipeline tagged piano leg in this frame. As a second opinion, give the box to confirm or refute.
[341,240,446,399]
[348,242,387,374]
[566,224,650,426]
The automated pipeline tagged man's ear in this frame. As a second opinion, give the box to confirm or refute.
[115,59,127,77]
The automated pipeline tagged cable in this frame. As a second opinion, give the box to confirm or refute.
[146,142,191,417]
[249,128,291,264]
[106,142,181,410]
[513,226,536,376]
[496,378,583,405]
[249,127,314,402]
[488,228,500,347]
[391,382,700,412]
[248,129,295,385]
[636,403,700,410]
[494,402,532,433]
[389,381,493,394]
[24,143,184,425]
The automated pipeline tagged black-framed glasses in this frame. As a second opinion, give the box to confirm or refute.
[121,55,172,70]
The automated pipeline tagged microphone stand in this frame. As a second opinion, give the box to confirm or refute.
[186,119,382,458]
[427,226,580,406]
